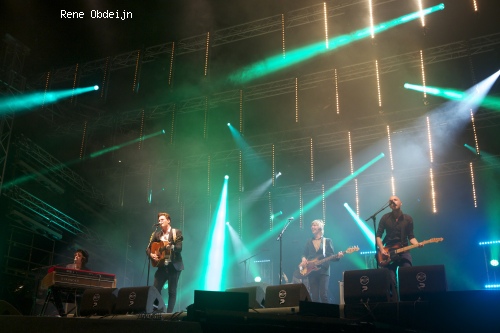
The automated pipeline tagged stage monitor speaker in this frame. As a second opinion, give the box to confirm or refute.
[398,265,447,301]
[264,283,310,308]
[0,300,22,315]
[343,268,396,304]
[193,290,249,312]
[226,286,265,309]
[114,286,166,314]
[80,288,118,316]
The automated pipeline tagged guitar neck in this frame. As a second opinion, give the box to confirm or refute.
[394,239,431,254]
[315,253,340,265]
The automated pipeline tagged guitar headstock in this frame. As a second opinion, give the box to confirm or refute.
[428,237,444,243]
[345,246,360,254]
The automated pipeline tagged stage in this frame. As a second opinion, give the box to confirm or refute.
[1,290,499,333]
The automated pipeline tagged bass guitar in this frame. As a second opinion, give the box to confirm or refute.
[299,246,359,277]
[377,237,443,267]
[150,235,183,267]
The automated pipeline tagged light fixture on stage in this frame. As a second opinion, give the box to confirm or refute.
[275,172,282,178]
[254,276,262,283]
[93,85,99,90]
[225,175,229,179]
[491,260,499,267]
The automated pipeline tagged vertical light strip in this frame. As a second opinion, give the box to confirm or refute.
[282,14,286,58]
[310,138,314,182]
[207,156,211,196]
[430,168,437,213]
[375,60,382,109]
[470,162,478,208]
[101,57,109,100]
[418,0,426,27]
[272,144,276,187]
[323,2,329,49]
[203,96,208,139]
[368,0,375,39]
[348,132,360,215]
[426,116,434,163]
[387,125,396,195]
[239,90,244,133]
[79,120,87,160]
[470,109,480,155]
[322,184,326,223]
[147,165,152,204]
[132,51,140,92]
[334,69,340,114]
[176,161,181,203]
[420,50,427,100]
[299,187,303,229]
[168,42,175,86]
[71,63,79,103]
[42,71,50,109]
[472,0,478,12]
[170,105,175,144]
[204,32,210,76]
[427,117,437,212]
[138,109,145,150]
[239,150,243,192]
[239,197,243,239]
[295,78,299,122]
[268,192,273,231]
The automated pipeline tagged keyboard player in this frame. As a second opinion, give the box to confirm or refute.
[51,249,90,316]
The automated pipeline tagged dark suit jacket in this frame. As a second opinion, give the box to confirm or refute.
[147,228,184,271]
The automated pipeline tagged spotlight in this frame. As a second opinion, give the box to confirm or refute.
[224,175,229,180]
[227,123,231,126]
[491,259,499,267]
[226,221,230,226]
[254,276,262,283]
[275,171,282,178]
[93,85,99,91]
[162,129,166,134]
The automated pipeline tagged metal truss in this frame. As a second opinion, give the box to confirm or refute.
[14,135,110,207]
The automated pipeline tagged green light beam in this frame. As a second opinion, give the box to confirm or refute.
[229,4,445,84]
[245,153,385,253]
[204,177,228,291]
[344,203,375,245]
[0,86,99,114]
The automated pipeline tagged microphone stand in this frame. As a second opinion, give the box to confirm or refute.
[276,218,293,285]
[239,253,259,284]
[365,201,391,268]
[146,224,160,286]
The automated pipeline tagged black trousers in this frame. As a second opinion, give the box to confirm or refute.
[153,263,181,313]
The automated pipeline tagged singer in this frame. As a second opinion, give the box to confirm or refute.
[146,212,184,313]
[376,195,422,295]
[299,219,343,303]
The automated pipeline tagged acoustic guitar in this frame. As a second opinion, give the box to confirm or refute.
[150,235,183,267]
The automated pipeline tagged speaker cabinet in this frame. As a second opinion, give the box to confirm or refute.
[193,290,249,312]
[398,265,447,301]
[0,300,22,315]
[114,286,166,314]
[226,286,265,309]
[264,283,310,308]
[80,288,118,316]
[343,268,396,304]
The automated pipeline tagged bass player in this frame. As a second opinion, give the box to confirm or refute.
[299,219,343,303]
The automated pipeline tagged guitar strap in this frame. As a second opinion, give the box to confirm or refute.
[173,228,177,242]
[322,238,326,257]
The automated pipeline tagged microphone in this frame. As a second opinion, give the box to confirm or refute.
[152,222,161,227]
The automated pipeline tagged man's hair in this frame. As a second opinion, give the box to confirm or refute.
[158,212,170,220]
[76,249,89,264]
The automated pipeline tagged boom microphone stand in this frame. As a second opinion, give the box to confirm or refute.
[276,217,294,285]
[365,201,391,268]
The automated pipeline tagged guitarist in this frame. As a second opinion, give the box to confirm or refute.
[146,212,184,313]
[299,219,343,303]
[376,195,422,294]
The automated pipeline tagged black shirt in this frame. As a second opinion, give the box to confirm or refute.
[376,211,415,247]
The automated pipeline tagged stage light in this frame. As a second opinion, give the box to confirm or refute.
[485,284,500,289]
[224,175,229,179]
[275,172,282,178]
[479,240,500,246]
[254,276,262,283]
[93,85,99,90]
[162,129,166,134]
[226,221,230,226]
[490,259,499,267]
[227,123,231,126]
